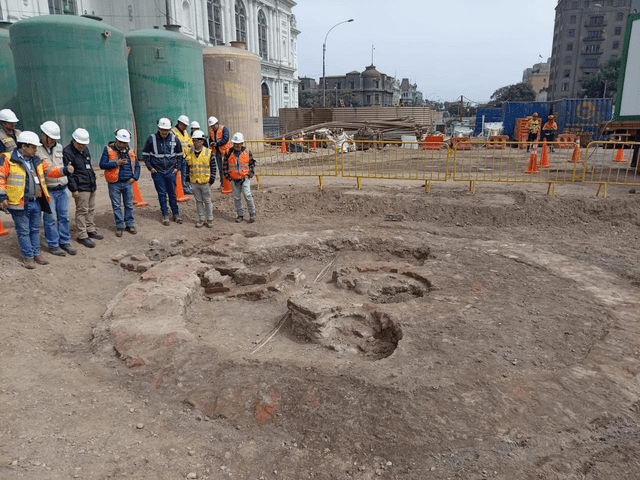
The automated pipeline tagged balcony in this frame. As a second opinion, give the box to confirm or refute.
[585,22,607,27]
[583,36,605,41]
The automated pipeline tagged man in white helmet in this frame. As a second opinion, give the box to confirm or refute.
[222,132,256,223]
[190,121,201,136]
[142,118,183,226]
[172,114,192,194]
[0,108,21,154]
[64,128,103,248]
[0,131,74,268]
[99,128,140,237]
[38,121,76,256]
[184,129,216,228]
[207,116,230,190]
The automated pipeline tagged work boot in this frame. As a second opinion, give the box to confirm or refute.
[125,226,137,235]
[249,216,256,223]
[34,254,50,265]
[195,220,204,228]
[88,231,104,240]
[49,246,66,256]
[24,258,36,269]
[235,216,243,223]
[115,228,123,237]
[78,237,96,248]
[60,243,77,255]
[172,215,183,224]
[162,216,170,226]
[205,219,214,228]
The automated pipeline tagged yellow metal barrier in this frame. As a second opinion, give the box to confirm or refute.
[452,140,583,195]
[245,139,339,190]
[580,141,640,198]
[340,140,451,192]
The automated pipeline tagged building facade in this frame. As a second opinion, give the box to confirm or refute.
[320,65,403,107]
[2,0,298,115]
[549,0,632,100]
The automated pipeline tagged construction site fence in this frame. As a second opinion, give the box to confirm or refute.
[245,138,640,196]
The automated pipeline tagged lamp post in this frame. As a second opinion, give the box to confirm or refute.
[323,19,354,108]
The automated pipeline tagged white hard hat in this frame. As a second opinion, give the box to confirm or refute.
[72,128,90,145]
[190,121,200,129]
[40,121,61,140]
[177,115,189,125]
[231,132,244,144]
[191,129,206,140]
[115,129,131,143]
[0,108,19,123]
[207,116,218,126]
[157,117,171,129]
[17,131,42,147]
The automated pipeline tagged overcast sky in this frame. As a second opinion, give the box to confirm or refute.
[293,0,558,103]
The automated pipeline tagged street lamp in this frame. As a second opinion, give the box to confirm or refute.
[323,19,354,108]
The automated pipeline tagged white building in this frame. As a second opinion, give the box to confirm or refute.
[2,0,299,116]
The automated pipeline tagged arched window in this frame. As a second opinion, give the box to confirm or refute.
[207,0,223,45]
[235,0,247,43]
[182,1,192,31]
[262,83,270,96]
[258,10,268,60]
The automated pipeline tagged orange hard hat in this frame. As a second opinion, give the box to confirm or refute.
[548,114,554,119]
[533,112,538,117]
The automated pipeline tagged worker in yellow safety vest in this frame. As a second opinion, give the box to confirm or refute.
[172,115,193,194]
[526,112,541,152]
[184,129,216,228]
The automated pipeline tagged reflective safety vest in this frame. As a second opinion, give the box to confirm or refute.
[543,120,558,131]
[527,118,541,134]
[227,149,250,180]
[104,146,136,183]
[214,126,231,156]
[185,147,213,183]
[0,155,60,208]
[172,126,192,153]
[0,128,21,153]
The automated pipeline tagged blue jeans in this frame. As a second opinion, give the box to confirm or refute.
[215,154,223,186]
[43,188,71,248]
[10,199,42,259]
[151,171,179,217]
[107,181,134,229]
[230,177,256,218]
[178,159,191,193]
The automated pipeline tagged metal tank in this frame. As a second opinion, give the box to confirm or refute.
[0,23,20,122]
[126,26,206,154]
[9,15,134,159]
[203,44,263,147]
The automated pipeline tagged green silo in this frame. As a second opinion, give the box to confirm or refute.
[9,15,134,160]
[126,27,206,154]
[0,23,20,122]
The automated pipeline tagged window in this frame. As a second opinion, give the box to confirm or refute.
[49,0,76,14]
[616,12,624,21]
[584,0,589,5]
[567,43,573,51]
[584,58,598,67]
[258,10,268,60]
[207,0,223,45]
[588,30,602,38]
[565,55,572,64]
[562,83,569,91]
[586,44,600,53]
[615,27,622,35]
[350,81,355,89]
[590,16,604,25]
[235,0,247,43]
[367,94,371,104]
[613,41,620,49]
[571,1,578,7]
[181,1,192,31]
[336,82,341,89]
[570,15,577,24]
[568,29,575,37]
[283,83,289,94]
[564,70,571,78]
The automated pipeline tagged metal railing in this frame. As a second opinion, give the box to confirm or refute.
[580,141,640,197]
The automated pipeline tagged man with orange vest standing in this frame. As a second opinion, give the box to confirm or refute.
[207,116,230,189]
[99,129,140,237]
[223,132,256,223]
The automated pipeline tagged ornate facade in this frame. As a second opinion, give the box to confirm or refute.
[3,0,299,115]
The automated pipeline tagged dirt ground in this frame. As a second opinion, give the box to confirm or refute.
[2,171,640,480]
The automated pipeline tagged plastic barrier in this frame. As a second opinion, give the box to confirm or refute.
[422,136,444,150]
[485,135,509,150]
[557,134,577,149]
[450,137,472,151]
[580,141,640,197]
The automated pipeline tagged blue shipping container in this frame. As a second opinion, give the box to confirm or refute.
[474,108,502,135]
[502,102,552,140]
[551,98,612,141]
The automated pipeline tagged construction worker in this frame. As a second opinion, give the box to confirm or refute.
[542,114,558,151]
[207,116,230,189]
[184,129,216,228]
[142,118,183,226]
[0,131,74,268]
[99,129,140,237]
[223,132,256,223]
[0,108,21,154]
[64,128,102,248]
[526,112,541,152]
[172,114,192,194]
[38,121,76,256]
[190,120,201,136]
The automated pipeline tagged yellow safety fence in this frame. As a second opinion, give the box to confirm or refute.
[452,140,583,195]
[340,140,452,192]
[245,139,339,190]
[580,141,640,198]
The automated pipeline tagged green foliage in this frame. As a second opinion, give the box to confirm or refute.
[580,58,621,101]
[488,82,536,107]
[298,90,361,108]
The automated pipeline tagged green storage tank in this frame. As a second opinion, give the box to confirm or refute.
[0,23,20,123]
[126,27,206,154]
[10,15,134,161]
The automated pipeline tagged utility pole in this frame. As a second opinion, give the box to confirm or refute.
[459,95,464,123]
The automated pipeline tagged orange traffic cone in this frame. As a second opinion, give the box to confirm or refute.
[539,139,550,168]
[613,148,626,162]
[132,180,149,207]
[569,144,581,163]
[175,171,190,202]
[0,217,9,236]
[525,143,539,173]
[280,136,287,153]
[221,176,232,194]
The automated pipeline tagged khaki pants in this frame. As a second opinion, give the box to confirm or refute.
[75,191,97,239]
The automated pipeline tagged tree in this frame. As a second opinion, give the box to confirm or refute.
[488,82,536,107]
[580,58,621,101]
